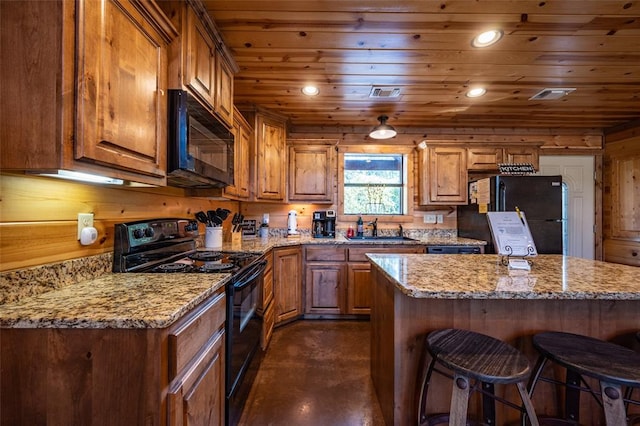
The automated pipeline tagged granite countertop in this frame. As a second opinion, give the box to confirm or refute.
[0,234,485,329]
[215,234,485,253]
[0,273,230,329]
[367,254,640,300]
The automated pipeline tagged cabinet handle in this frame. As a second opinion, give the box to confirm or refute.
[632,251,638,257]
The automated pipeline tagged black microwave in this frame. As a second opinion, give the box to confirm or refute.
[167,89,234,188]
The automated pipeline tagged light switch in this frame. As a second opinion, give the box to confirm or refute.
[423,214,437,224]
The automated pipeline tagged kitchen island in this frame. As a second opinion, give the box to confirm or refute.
[367,254,640,426]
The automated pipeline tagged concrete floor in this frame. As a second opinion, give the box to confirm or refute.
[239,320,386,426]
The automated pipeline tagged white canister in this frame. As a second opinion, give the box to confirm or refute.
[205,227,223,249]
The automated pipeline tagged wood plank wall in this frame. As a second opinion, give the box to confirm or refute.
[0,174,239,271]
[1,128,603,272]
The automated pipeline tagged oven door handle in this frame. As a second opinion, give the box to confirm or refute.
[233,260,267,290]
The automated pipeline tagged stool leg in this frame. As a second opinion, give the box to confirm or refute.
[450,374,470,426]
[417,356,437,425]
[522,355,547,426]
[481,382,496,425]
[565,369,582,423]
[600,381,626,426]
[516,381,540,426]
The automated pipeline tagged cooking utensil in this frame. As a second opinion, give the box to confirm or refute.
[216,208,231,220]
[236,214,245,232]
[195,211,210,226]
[231,212,239,232]
[207,210,222,226]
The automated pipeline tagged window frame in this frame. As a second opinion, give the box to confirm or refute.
[337,145,415,224]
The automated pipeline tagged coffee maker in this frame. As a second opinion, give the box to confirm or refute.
[312,210,336,238]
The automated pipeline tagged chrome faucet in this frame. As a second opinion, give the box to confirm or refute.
[368,218,378,237]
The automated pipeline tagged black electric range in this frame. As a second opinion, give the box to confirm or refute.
[112,218,266,426]
[112,218,261,274]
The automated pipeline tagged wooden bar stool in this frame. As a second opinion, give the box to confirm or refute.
[527,331,640,425]
[417,328,539,426]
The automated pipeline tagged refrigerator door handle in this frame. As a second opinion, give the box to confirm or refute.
[498,181,506,211]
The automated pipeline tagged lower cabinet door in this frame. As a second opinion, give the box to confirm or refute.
[305,262,346,315]
[347,262,372,314]
[168,330,225,426]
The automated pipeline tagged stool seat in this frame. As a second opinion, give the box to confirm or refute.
[419,328,538,426]
[428,328,532,384]
[533,331,640,388]
[528,331,640,426]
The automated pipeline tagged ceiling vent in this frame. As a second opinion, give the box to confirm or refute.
[529,88,576,100]
[369,87,401,98]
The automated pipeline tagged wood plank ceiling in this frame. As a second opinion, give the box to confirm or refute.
[201,0,640,131]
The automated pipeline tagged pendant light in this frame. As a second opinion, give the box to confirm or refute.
[368,115,397,140]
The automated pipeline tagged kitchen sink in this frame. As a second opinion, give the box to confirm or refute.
[345,236,417,242]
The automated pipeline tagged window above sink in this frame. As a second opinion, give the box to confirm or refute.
[337,146,415,224]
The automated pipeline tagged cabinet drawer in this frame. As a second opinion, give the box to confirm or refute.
[348,246,425,262]
[604,239,640,267]
[261,300,275,350]
[169,290,226,379]
[306,246,347,262]
[262,264,274,310]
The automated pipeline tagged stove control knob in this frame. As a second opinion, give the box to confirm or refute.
[132,229,145,239]
[144,228,154,238]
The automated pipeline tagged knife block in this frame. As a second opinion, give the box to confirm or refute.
[231,230,242,247]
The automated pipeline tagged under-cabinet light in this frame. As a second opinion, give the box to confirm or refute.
[35,170,124,185]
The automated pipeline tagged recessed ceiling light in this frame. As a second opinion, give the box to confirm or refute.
[466,88,487,98]
[472,30,503,48]
[302,85,319,96]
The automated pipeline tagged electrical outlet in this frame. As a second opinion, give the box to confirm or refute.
[436,214,444,224]
[423,214,437,224]
[77,213,94,240]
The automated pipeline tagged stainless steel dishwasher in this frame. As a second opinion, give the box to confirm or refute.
[426,245,482,254]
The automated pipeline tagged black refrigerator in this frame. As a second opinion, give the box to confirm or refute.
[457,175,564,254]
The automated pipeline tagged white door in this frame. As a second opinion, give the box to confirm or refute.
[537,156,595,259]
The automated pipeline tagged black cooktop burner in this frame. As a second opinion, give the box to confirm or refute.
[190,251,223,261]
[155,262,192,273]
[199,262,235,273]
[228,252,256,261]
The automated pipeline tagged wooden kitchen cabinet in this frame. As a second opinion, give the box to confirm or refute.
[603,133,640,266]
[240,107,288,201]
[419,145,468,205]
[288,141,336,203]
[215,51,235,126]
[305,262,346,315]
[346,262,373,314]
[273,246,302,324]
[167,330,225,426]
[259,252,275,349]
[224,107,252,199]
[503,145,540,169]
[159,2,235,128]
[467,147,504,171]
[0,288,226,426]
[304,246,347,315]
[467,144,540,171]
[1,0,176,186]
[346,245,425,314]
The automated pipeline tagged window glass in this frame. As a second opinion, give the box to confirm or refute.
[343,153,405,215]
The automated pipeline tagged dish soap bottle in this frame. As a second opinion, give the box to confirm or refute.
[356,216,364,237]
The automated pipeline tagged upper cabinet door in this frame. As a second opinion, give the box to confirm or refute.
[256,114,287,201]
[288,143,334,203]
[419,146,468,205]
[215,51,234,126]
[184,7,216,109]
[75,0,168,178]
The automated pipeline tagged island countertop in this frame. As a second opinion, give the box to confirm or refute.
[0,273,230,329]
[367,254,640,300]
